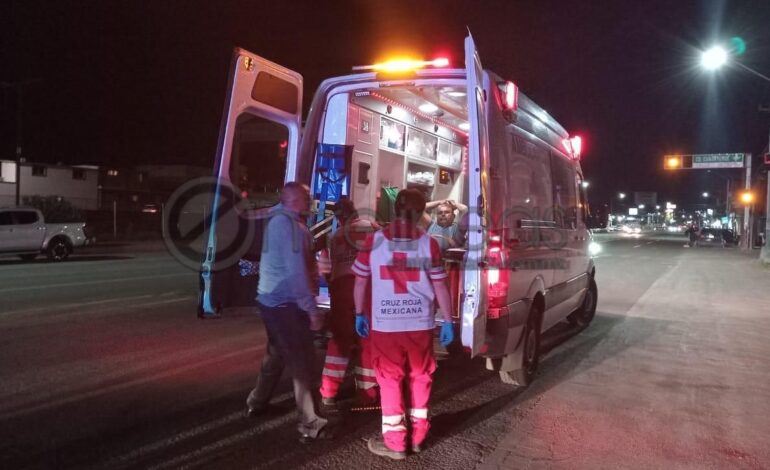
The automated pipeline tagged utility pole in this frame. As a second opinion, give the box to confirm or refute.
[742,154,753,250]
[1,79,41,206]
[760,105,770,264]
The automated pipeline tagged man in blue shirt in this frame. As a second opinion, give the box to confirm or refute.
[246,182,331,442]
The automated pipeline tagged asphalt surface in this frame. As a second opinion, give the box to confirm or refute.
[0,234,768,469]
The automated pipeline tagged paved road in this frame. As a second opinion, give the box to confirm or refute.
[1,235,768,469]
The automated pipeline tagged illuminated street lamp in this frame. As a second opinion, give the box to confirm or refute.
[581,181,590,189]
[702,192,709,198]
[700,42,770,258]
[618,193,626,200]
[701,46,727,70]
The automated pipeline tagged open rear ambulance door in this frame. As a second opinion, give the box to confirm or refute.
[198,48,303,317]
[461,34,489,355]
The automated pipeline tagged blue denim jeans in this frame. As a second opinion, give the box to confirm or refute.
[247,302,328,437]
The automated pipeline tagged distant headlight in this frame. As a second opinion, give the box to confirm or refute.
[633,227,641,234]
[588,241,602,256]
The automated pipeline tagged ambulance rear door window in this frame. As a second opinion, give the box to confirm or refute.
[251,71,299,114]
[229,114,289,209]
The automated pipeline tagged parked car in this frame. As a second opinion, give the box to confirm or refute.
[0,207,93,261]
[693,228,736,248]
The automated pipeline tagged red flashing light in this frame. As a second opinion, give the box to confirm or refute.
[570,136,583,160]
[432,57,450,67]
[562,136,584,160]
[503,81,518,111]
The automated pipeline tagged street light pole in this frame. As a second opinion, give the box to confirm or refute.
[701,46,769,257]
[14,86,23,206]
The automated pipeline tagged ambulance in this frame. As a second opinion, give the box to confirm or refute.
[198,34,597,386]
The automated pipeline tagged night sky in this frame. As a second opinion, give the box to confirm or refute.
[3,0,770,207]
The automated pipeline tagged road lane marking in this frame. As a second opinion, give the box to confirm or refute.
[132,297,190,308]
[0,294,159,317]
[633,244,642,248]
[101,390,294,469]
[0,272,192,294]
[0,345,265,421]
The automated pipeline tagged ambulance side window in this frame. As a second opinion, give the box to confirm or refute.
[229,114,289,209]
[550,154,578,230]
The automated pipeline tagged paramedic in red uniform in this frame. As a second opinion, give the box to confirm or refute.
[318,198,379,410]
[352,188,455,460]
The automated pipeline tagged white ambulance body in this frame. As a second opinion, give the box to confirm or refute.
[199,35,597,385]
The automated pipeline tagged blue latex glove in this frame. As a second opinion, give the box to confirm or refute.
[355,314,370,338]
[439,322,454,347]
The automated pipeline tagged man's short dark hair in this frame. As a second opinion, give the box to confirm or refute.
[394,189,426,222]
[334,197,357,221]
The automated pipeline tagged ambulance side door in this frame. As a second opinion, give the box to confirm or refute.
[461,34,490,356]
[199,48,303,317]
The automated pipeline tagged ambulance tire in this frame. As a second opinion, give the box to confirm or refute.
[567,278,597,329]
[499,304,541,387]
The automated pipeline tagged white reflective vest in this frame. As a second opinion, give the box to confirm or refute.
[369,231,439,332]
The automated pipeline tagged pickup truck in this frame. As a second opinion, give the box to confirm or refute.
[0,207,93,261]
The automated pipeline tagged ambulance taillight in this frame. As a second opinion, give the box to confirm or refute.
[486,234,509,311]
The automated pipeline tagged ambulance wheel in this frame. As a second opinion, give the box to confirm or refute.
[499,304,541,387]
[568,278,597,329]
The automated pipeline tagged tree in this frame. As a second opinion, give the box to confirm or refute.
[22,195,83,223]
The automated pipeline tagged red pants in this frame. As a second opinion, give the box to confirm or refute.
[371,329,436,452]
[320,276,378,401]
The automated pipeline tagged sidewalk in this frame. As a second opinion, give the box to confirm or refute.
[479,241,770,469]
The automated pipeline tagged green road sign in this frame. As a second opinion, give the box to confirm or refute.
[691,153,745,169]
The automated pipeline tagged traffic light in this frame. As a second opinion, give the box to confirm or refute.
[739,191,754,205]
[664,156,682,170]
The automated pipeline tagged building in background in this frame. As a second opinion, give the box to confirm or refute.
[0,160,99,209]
[99,164,210,210]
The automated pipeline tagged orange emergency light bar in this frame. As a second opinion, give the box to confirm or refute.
[352,57,450,72]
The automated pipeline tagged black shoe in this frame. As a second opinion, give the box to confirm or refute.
[367,437,407,460]
[246,404,269,418]
[298,426,335,444]
[320,397,339,413]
